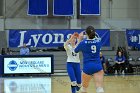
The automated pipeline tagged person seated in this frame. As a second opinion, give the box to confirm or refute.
[7,48,12,55]
[100,52,107,73]
[20,43,29,55]
[114,51,125,74]
[1,48,7,55]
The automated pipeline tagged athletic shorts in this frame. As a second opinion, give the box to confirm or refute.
[83,62,103,75]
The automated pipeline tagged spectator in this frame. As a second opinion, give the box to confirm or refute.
[114,51,125,74]
[1,48,13,55]
[100,52,107,73]
[20,43,29,55]
[1,48,7,55]
[7,48,12,55]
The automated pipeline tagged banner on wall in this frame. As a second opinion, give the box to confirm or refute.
[28,0,48,16]
[53,0,73,16]
[9,29,110,47]
[80,0,101,15]
[126,29,140,48]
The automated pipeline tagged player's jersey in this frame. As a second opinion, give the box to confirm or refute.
[75,38,101,64]
[64,43,80,63]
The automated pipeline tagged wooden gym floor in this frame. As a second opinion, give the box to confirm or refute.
[0,75,140,93]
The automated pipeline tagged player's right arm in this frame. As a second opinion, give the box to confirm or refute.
[74,31,84,53]
[74,41,83,53]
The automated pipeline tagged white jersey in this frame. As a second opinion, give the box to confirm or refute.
[64,43,80,63]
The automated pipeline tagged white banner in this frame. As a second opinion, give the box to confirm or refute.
[4,57,52,74]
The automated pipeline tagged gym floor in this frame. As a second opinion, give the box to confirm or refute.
[1,75,140,93]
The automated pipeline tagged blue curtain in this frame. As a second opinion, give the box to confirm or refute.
[28,0,48,16]
[80,0,100,15]
[53,0,73,16]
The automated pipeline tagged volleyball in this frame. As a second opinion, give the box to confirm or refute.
[74,32,79,38]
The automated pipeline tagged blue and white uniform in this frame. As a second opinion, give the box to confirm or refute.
[75,38,103,75]
[64,43,81,87]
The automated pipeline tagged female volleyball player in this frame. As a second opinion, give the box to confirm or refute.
[74,26,104,93]
[64,33,82,93]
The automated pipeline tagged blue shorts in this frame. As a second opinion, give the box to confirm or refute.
[83,62,103,75]
[67,62,81,84]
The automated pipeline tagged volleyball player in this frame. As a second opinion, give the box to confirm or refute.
[64,33,82,93]
[74,26,104,93]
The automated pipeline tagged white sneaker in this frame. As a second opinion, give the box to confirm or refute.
[96,87,104,93]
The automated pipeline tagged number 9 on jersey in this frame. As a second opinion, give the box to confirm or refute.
[91,45,96,53]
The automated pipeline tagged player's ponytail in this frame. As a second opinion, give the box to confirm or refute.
[86,26,95,39]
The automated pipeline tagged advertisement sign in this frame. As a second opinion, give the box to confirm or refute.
[4,56,53,74]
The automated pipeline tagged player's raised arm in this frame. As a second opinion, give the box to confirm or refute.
[78,31,84,42]
[64,32,77,50]
[75,31,84,46]
[64,33,75,50]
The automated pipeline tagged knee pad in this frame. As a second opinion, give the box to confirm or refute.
[71,81,77,86]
